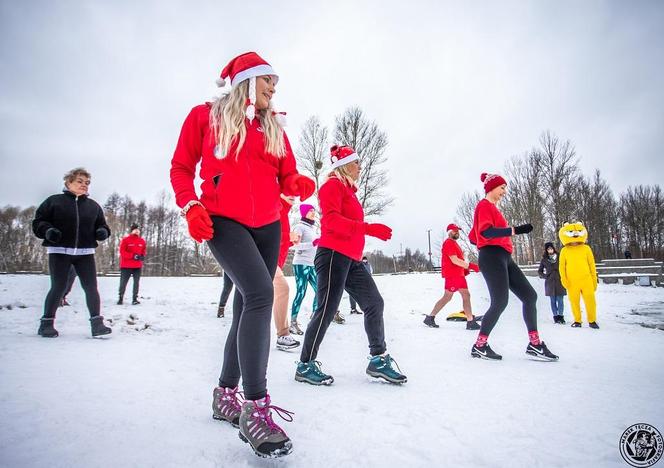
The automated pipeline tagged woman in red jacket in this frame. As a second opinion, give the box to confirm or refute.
[169,52,314,459]
[469,172,558,362]
[295,145,407,386]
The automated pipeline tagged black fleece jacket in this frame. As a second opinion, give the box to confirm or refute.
[32,191,110,248]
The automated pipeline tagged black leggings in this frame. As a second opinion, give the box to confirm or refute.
[43,254,100,319]
[478,246,538,336]
[206,217,280,401]
[300,247,386,363]
[218,273,234,307]
[119,268,141,300]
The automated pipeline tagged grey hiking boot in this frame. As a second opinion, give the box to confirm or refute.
[238,394,294,458]
[90,316,112,337]
[38,318,59,338]
[212,386,243,428]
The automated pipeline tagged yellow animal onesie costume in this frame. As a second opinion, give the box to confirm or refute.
[558,222,598,326]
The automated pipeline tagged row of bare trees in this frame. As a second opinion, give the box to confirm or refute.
[454,131,664,264]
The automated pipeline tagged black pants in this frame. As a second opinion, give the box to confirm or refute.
[218,272,234,307]
[43,254,100,319]
[349,295,358,311]
[300,247,386,363]
[119,268,142,300]
[206,217,280,401]
[478,246,538,336]
[63,266,77,297]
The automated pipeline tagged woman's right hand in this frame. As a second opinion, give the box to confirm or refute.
[185,205,213,243]
[45,227,62,243]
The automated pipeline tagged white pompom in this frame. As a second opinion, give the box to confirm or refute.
[215,78,226,87]
[245,104,255,122]
[274,113,287,127]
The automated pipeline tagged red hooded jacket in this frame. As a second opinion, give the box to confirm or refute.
[317,175,366,261]
[119,234,147,269]
[170,103,300,228]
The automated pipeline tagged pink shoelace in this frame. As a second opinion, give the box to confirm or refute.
[222,386,245,411]
[252,395,294,434]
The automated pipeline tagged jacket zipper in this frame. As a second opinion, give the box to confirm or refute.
[74,196,80,251]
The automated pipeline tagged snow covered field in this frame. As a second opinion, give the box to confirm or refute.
[1,273,663,468]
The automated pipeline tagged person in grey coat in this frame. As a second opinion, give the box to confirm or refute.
[538,242,567,324]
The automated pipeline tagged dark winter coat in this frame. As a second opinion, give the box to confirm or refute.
[538,256,566,296]
[32,191,110,248]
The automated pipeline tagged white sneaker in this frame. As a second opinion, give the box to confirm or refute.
[276,335,300,351]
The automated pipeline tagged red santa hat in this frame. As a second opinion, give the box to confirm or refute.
[216,52,279,123]
[330,145,359,170]
[481,172,507,193]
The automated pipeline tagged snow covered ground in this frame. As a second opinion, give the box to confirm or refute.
[1,273,663,468]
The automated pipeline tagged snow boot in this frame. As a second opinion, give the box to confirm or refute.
[289,321,304,335]
[571,322,582,328]
[366,354,407,384]
[526,341,559,361]
[553,315,561,324]
[471,343,502,360]
[117,296,123,305]
[295,361,334,385]
[238,395,293,458]
[276,335,300,351]
[423,315,439,328]
[558,316,566,324]
[217,305,225,318]
[212,386,243,428]
[132,298,140,305]
[333,311,345,324]
[38,318,59,338]
[90,316,112,337]
[466,319,480,330]
[588,322,600,329]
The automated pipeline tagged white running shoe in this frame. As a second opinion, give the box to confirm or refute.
[276,335,300,351]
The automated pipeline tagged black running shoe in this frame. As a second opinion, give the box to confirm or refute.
[471,343,502,360]
[466,319,480,330]
[571,322,582,328]
[423,315,439,328]
[588,322,600,329]
[526,342,559,361]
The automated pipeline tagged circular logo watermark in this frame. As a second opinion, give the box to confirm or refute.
[620,423,663,467]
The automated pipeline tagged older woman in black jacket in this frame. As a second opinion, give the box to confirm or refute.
[538,242,567,324]
[32,167,112,337]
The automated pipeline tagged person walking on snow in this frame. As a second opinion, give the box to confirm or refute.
[295,145,407,386]
[424,223,480,330]
[273,194,300,351]
[170,52,314,458]
[538,242,566,324]
[289,203,318,335]
[117,223,146,305]
[32,167,112,338]
[468,172,558,361]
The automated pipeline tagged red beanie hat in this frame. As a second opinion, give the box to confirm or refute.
[481,172,507,193]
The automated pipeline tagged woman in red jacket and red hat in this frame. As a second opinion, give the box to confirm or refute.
[170,52,314,459]
[295,145,407,386]
[469,172,558,362]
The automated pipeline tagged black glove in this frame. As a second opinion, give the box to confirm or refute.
[513,223,533,235]
[133,254,145,261]
[45,227,62,243]
[95,228,109,241]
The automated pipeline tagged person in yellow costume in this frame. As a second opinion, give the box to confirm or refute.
[558,222,599,329]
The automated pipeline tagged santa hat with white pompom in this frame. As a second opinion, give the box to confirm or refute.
[216,52,284,125]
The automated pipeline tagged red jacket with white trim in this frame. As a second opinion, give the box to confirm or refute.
[317,175,366,261]
[170,103,300,228]
[119,234,147,269]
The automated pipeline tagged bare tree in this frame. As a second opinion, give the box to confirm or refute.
[296,116,328,193]
[334,107,394,216]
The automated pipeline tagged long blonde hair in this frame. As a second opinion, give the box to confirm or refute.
[209,80,286,159]
[327,164,357,188]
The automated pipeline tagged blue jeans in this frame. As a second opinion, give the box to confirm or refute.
[549,295,565,316]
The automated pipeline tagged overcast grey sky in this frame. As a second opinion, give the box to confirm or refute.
[1,0,663,258]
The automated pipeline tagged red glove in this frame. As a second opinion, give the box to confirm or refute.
[285,175,315,200]
[185,205,214,243]
[464,269,470,276]
[365,223,392,241]
[312,238,320,247]
[468,262,480,273]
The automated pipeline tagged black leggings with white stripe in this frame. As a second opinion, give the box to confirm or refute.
[300,247,386,363]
